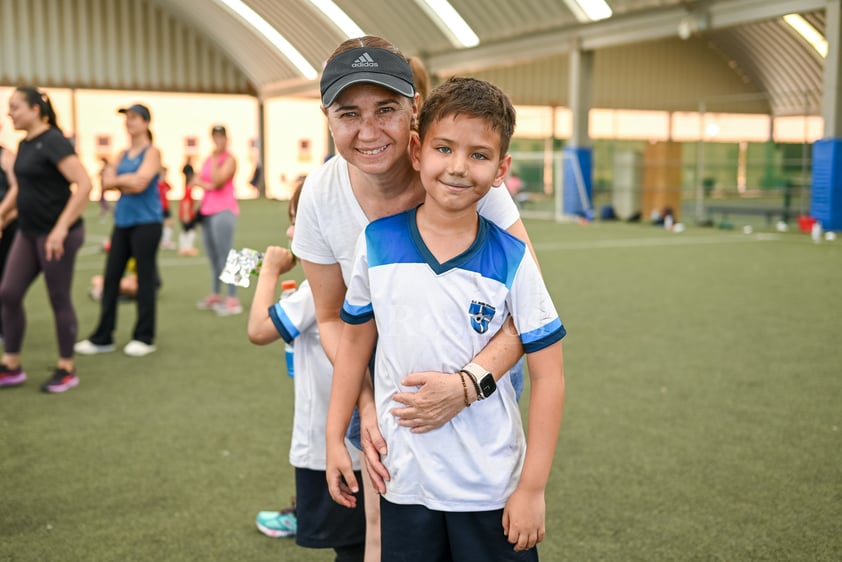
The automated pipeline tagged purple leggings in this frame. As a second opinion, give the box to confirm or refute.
[0,226,85,358]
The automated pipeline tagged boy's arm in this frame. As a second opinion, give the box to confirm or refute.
[303,258,392,493]
[247,246,296,345]
[503,341,565,552]
[325,318,378,508]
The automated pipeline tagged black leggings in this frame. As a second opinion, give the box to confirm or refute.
[89,222,162,345]
[0,218,19,335]
[0,226,85,358]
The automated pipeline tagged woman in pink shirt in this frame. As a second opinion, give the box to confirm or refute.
[194,125,241,315]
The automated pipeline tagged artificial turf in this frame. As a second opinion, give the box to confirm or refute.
[1,199,840,561]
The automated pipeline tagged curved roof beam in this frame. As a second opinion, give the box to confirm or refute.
[307,0,365,38]
[414,0,480,47]
[214,0,317,79]
[428,0,826,75]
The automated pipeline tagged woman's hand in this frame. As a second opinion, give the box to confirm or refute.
[45,225,68,261]
[391,371,469,433]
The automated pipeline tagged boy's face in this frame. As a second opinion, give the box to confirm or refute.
[323,83,416,177]
[411,114,510,212]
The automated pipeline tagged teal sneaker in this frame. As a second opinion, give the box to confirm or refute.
[256,508,296,538]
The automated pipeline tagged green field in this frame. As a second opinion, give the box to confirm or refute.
[2,199,841,561]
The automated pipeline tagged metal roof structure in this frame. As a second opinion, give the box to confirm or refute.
[0,0,832,116]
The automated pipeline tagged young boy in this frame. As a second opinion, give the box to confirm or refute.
[248,182,366,561]
[325,77,566,560]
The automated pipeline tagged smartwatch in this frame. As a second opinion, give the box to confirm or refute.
[460,362,496,400]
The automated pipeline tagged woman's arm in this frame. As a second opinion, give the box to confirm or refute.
[102,147,161,194]
[193,154,236,191]
[390,217,535,432]
[300,259,347,363]
[45,155,92,261]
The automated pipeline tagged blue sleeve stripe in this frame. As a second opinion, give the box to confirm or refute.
[341,301,374,325]
[521,318,566,353]
[340,307,374,325]
[268,303,298,344]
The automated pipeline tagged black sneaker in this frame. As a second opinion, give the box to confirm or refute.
[0,364,27,388]
[41,368,79,393]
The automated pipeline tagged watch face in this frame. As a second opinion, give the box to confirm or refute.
[479,375,496,397]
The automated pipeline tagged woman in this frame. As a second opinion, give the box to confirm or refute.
[291,36,534,560]
[194,125,240,316]
[75,103,163,358]
[0,125,20,342]
[0,87,91,392]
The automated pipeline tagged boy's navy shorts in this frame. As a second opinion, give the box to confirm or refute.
[380,497,539,561]
[294,467,366,549]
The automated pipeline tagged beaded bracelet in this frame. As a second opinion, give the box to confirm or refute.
[457,371,471,407]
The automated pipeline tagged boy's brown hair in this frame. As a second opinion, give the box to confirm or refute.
[417,77,516,156]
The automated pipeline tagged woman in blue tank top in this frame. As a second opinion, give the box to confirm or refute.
[75,104,163,358]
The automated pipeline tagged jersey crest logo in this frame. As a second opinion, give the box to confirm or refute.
[469,300,496,334]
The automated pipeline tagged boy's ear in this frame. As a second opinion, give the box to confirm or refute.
[409,133,422,172]
[492,154,512,188]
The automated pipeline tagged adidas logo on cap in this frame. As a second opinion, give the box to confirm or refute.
[351,52,379,68]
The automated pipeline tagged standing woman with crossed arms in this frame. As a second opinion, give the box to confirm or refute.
[75,103,163,358]
[194,125,241,316]
[0,87,91,392]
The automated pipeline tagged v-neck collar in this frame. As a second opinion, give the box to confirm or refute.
[408,207,486,275]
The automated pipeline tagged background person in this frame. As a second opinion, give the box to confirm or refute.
[194,124,240,316]
[158,165,175,249]
[0,87,91,392]
[247,179,366,561]
[75,104,163,358]
[0,128,20,343]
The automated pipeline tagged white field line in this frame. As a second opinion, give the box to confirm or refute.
[533,233,781,252]
[76,235,207,270]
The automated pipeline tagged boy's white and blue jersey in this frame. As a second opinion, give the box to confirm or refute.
[341,208,565,512]
[268,280,360,471]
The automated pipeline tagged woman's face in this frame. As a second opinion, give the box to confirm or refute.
[212,132,227,151]
[8,92,40,131]
[324,83,417,176]
[124,111,148,137]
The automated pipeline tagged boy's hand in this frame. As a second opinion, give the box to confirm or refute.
[326,441,359,508]
[502,487,546,552]
[260,246,296,277]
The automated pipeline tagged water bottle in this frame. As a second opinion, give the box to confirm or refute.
[280,280,297,378]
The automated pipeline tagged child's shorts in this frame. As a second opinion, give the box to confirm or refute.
[380,497,539,561]
[294,467,366,549]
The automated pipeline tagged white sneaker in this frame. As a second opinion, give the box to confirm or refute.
[214,297,243,317]
[123,340,156,357]
[75,339,116,354]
